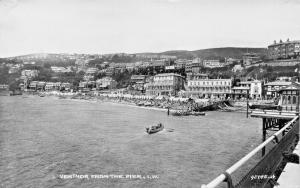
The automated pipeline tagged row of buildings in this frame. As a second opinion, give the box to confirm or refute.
[144,73,296,100]
[56,72,296,100]
[268,39,300,60]
[22,68,296,100]
[26,81,71,91]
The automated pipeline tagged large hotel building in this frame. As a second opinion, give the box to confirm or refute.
[186,73,232,99]
[146,73,185,96]
[268,39,300,60]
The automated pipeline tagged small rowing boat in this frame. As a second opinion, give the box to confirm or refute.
[146,123,164,134]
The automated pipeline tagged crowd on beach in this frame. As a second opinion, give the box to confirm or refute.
[36,91,215,111]
[33,90,275,113]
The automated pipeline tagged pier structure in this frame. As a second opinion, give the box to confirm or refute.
[275,140,300,188]
[201,84,300,188]
[201,114,299,188]
[250,110,299,157]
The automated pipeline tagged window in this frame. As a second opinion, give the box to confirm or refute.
[283,96,286,104]
[293,96,297,104]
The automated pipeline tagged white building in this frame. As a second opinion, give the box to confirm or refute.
[51,66,72,73]
[83,67,99,81]
[96,77,117,90]
[186,77,232,99]
[232,80,263,99]
[203,59,225,68]
[86,67,98,74]
[264,81,292,99]
[45,82,61,91]
[232,64,244,72]
[21,69,39,78]
[146,73,185,96]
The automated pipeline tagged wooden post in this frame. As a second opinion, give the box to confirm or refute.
[297,91,299,114]
[246,89,249,118]
[262,118,266,156]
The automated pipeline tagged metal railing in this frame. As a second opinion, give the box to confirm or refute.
[201,116,299,188]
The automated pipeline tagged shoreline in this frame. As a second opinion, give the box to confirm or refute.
[16,91,256,114]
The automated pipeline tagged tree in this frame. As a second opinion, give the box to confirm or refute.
[33,68,53,81]
[0,65,9,84]
[9,80,20,91]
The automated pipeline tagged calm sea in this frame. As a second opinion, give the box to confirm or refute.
[0,95,262,188]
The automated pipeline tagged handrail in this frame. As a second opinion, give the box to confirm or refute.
[201,116,298,188]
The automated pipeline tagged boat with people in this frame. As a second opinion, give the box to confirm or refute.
[146,123,164,134]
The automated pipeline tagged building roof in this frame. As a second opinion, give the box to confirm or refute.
[268,40,300,47]
[240,80,261,84]
[278,83,300,93]
[131,75,146,80]
[155,73,184,78]
[189,78,231,81]
[232,86,250,90]
[265,81,292,86]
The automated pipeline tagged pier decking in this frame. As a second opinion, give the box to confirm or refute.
[275,141,300,188]
[202,110,299,188]
[250,110,298,119]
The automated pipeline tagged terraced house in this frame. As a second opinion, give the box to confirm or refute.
[268,39,300,60]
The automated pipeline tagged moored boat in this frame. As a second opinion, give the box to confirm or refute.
[39,93,46,97]
[58,95,67,99]
[9,90,22,96]
[188,111,206,116]
[146,123,164,134]
[144,101,153,107]
[136,101,144,106]
[249,103,278,110]
[171,111,189,116]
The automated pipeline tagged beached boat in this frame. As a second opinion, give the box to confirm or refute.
[249,103,278,110]
[9,90,22,96]
[171,111,190,116]
[146,123,164,134]
[188,111,206,116]
[172,111,206,116]
[144,102,153,107]
[58,95,67,99]
[136,102,144,106]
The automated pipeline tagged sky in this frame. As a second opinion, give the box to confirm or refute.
[0,0,300,57]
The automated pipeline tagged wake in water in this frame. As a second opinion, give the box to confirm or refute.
[165,128,175,132]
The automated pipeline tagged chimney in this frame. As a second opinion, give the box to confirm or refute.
[274,40,276,44]
[287,38,290,42]
[280,39,283,43]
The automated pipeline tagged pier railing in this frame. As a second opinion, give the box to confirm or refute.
[201,116,299,188]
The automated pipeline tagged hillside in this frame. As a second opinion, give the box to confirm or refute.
[139,47,268,59]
